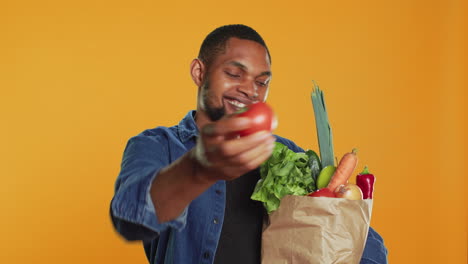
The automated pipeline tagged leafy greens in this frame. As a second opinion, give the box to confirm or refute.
[251,142,317,214]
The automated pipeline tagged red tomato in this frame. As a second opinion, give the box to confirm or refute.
[308,188,336,198]
[236,102,276,137]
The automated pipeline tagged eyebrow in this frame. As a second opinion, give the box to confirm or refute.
[228,61,272,77]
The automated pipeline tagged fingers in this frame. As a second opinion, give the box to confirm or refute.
[229,136,276,168]
[208,133,276,168]
[243,141,276,169]
[201,116,251,137]
[213,131,273,157]
[211,138,275,180]
[196,115,276,181]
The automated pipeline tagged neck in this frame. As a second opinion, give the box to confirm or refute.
[194,109,211,130]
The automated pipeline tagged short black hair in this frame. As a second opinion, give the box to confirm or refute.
[198,24,271,68]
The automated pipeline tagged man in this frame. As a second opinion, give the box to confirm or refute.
[110,24,388,264]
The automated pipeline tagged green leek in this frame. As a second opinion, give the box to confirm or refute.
[311,81,335,167]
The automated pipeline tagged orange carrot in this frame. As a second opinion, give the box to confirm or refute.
[327,149,358,191]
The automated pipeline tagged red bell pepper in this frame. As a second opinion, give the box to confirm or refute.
[356,166,375,199]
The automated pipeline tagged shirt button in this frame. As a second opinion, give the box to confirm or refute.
[215,189,222,195]
[203,251,210,259]
[213,218,218,224]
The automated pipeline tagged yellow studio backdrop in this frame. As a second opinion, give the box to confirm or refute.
[1,0,466,263]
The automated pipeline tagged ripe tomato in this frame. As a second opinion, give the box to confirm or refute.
[236,102,276,137]
[308,188,336,198]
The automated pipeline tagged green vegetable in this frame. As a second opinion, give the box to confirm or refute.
[316,165,336,189]
[311,81,335,167]
[305,149,321,185]
[251,142,316,214]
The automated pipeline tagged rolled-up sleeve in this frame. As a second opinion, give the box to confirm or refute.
[360,227,388,264]
[110,134,188,242]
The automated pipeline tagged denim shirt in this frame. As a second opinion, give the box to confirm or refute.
[110,110,388,264]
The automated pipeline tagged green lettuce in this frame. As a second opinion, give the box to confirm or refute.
[251,142,316,214]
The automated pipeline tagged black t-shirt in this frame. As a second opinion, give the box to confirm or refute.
[213,169,267,264]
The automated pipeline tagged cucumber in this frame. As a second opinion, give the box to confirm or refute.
[306,149,322,187]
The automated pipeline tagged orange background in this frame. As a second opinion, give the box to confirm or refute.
[1,0,466,263]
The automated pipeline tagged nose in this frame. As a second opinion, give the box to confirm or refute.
[238,81,259,100]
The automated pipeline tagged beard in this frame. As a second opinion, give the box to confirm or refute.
[200,81,225,121]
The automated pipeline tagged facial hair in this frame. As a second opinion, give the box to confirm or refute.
[200,80,225,121]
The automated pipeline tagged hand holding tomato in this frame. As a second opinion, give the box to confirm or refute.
[192,104,277,182]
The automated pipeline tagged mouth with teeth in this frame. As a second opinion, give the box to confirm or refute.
[226,99,246,108]
[225,98,249,113]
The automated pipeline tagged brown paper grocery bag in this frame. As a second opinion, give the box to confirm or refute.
[261,195,373,264]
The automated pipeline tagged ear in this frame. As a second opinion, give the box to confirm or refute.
[190,58,206,87]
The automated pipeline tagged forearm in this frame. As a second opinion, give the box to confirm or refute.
[150,149,217,223]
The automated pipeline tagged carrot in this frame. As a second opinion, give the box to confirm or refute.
[327,149,358,192]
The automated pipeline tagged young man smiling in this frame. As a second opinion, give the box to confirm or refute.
[110,24,388,264]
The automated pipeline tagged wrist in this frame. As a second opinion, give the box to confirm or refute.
[188,148,218,185]
[192,139,213,167]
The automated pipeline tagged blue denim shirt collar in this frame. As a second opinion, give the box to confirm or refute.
[177,110,199,143]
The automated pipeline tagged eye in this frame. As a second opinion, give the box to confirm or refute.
[256,81,268,87]
[225,71,240,78]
